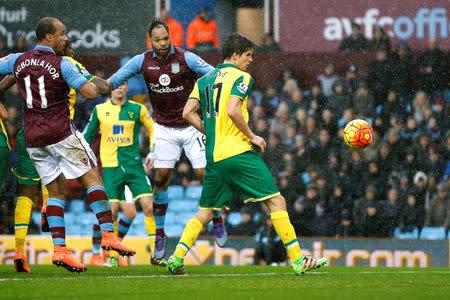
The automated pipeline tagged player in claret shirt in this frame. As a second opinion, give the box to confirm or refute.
[107,19,227,264]
[0,17,135,273]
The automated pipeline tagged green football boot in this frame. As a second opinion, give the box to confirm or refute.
[167,255,186,275]
[292,256,327,275]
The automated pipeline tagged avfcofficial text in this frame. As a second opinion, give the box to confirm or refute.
[15,58,59,79]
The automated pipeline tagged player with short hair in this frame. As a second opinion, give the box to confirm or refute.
[84,82,155,267]
[107,19,227,263]
[0,39,102,272]
[167,33,328,275]
[0,17,135,272]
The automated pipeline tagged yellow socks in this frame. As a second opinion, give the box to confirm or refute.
[145,216,156,257]
[174,218,203,260]
[14,196,33,253]
[41,185,49,207]
[271,211,302,262]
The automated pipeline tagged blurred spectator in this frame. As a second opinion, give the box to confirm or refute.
[339,22,368,52]
[261,85,280,118]
[305,82,327,111]
[11,37,29,52]
[416,39,448,94]
[0,38,9,57]
[258,32,281,52]
[288,89,308,114]
[352,82,374,119]
[383,187,400,234]
[186,7,219,51]
[229,208,258,236]
[400,116,421,143]
[327,79,351,117]
[269,102,290,136]
[353,185,377,231]
[399,193,425,232]
[412,171,428,208]
[425,184,449,227]
[345,64,363,93]
[263,133,287,175]
[254,216,286,265]
[318,63,340,97]
[335,209,357,237]
[389,41,413,99]
[367,47,391,105]
[361,201,389,237]
[412,90,430,124]
[274,66,298,93]
[146,9,184,48]
[368,25,391,52]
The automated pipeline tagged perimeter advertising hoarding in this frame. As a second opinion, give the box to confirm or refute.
[279,0,450,52]
[0,0,154,53]
[0,236,448,267]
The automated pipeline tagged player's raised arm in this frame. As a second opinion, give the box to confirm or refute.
[0,75,16,121]
[107,54,145,92]
[61,58,99,99]
[0,53,22,75]
[185,51,214,75]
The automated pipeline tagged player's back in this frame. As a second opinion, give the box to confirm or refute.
[13,48,71,148]
[195,63,254,163]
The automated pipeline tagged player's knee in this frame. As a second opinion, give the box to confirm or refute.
[124,209,137,219]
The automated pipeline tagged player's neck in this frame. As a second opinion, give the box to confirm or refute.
[111,97,126,105]
[223,59,236,67]
[37,41,55,52]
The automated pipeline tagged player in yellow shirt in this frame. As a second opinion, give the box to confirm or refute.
[167,33,327,276]
[83,82,156,267]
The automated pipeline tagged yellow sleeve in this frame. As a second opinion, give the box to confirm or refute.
[188,81,200,101]
[139,104,154,149]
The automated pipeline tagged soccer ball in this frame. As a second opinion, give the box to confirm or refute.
[343,119,374,149]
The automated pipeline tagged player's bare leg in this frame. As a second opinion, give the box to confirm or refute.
[152,168,172,259]
[45,174,86,272]
[79,168,135,257]
[264,195,327,275]
[167,209,214,275]
[193,167,227,247]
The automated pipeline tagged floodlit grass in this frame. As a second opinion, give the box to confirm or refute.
[0,265,449,299]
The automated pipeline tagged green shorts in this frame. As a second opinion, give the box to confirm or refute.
[0,146,9,188]
[11,130,40,186]
[200,151,280,210]
[103,164,152,202]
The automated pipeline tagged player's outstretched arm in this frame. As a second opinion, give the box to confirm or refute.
[0,75,16,121]
[91,77,111,95]
[227,96,266,152]
[0,75,16,100]
[183,98,205,134]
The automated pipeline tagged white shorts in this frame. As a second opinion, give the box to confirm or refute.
[27,131,97,186]
[150,123,206,169]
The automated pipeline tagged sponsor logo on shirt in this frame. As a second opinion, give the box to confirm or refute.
[159,74,171,86]
[113,124,124,134]
[149,83,184,93]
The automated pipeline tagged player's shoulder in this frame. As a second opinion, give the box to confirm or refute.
[127,99,146,109]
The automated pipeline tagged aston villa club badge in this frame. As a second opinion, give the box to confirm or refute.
[171,63,180,74]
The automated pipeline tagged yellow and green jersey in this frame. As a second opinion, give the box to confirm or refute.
[0,118,9,149]
[83,99,154,167]
[64,56,94,119]
[189,63,254,163]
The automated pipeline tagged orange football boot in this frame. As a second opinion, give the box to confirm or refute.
[14,252,31,273]
[52,246,87,272]
[90,254,108,266]
[101,231,136,256]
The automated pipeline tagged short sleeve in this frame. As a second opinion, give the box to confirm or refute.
[188,81,201,101]
[230,73,254,100]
